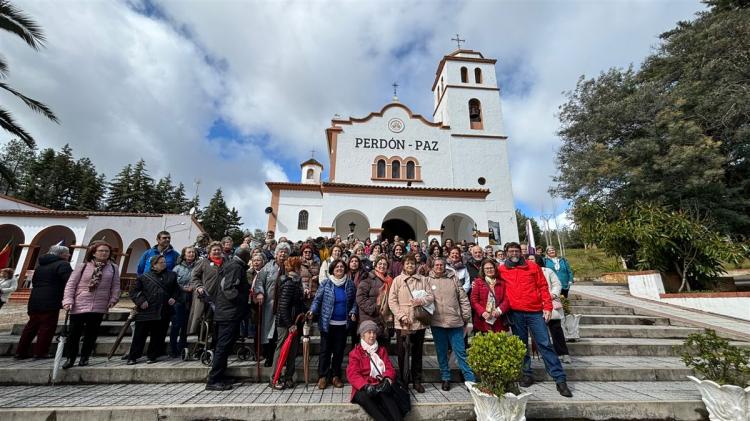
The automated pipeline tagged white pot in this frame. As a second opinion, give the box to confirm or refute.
[562,314,581,340]
[687,376,750,421]
[465,381,532,421]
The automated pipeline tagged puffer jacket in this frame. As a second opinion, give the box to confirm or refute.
[213,256,250,322]
[427,270,471,329]
[470,276,510,332]
[499,260,552,312]
[544,257,574,289]
[27,254,71,311]
[130,269,178,322]
[388,272,434,331]
[447,260,471,293]
[276,271,306,328]
[310,275,357,333]
[62,261,120,314]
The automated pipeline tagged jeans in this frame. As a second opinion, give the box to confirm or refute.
[509,310,566,383]
[170,302,189,355]
[208,320,240,385]
[432,326,476,382]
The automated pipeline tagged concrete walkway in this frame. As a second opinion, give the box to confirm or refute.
[572,284,750,341]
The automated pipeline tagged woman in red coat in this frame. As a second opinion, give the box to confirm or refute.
[470,259,510,333]
[347,320,402,421]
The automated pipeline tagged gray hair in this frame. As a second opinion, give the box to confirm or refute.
[48,245,70,257]
[275,242,291,255]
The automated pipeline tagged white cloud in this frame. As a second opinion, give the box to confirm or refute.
[3,0,705,231]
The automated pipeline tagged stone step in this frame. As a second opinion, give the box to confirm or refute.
[569,306,634,315]
[565,299,610,307]
[11,321,131,337]
[0,355,695,385]
[579,315,670,326]
[579,325,703,339]
[566,337,750,357]
[0,381,707,420]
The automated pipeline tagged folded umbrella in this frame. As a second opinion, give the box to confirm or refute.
[108,307,137,360]
[272,314,304,386]
[51,311,69,385]
[256,301,263,382]
[302,319,311,386]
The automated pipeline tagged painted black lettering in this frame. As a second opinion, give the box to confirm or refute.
[431,141,439,151]
[395,139,405,149]
[415,140,423,150]
[355,138,363,148]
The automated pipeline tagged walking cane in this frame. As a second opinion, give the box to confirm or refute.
[256,301,262,382]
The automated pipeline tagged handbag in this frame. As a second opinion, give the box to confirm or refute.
[367,351,411,416]
[403,276,431,325]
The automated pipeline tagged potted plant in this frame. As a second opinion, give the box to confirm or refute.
[560,296,581,342]
[679,329,750,421]
[466,331,531,421]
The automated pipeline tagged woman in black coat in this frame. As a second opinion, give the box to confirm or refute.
[127,255,178,364]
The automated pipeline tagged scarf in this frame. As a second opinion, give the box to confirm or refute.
[484,276,497,314]
[549,257,561,271]
[209,256,223,267]
[373,270,392,288]
[329,273,347,287]
[361,339,386,379]
[504,257,526,269]
[88,261,106,292]
[351,270,362,288]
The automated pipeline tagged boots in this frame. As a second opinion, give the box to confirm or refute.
[62,358,75,370]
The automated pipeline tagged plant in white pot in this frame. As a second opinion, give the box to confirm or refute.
[679,329,750,421]
[560,296,581,342]
[466,331,531,421]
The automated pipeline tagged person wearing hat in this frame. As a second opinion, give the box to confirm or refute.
[193,233,210,260]
[346,320,402,421]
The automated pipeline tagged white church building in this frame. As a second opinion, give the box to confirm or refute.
[266,49,519,246]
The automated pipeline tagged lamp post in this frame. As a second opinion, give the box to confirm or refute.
[349,222,356,233]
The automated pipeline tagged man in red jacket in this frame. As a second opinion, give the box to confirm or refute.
[499,242,573,398]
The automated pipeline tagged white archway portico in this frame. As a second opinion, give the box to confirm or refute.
[382,206,428,242]
[333,210,370,240]
[441,213,477,244]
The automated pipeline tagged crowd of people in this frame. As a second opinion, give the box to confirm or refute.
[9,228,576,421]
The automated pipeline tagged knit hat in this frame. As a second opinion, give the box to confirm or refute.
[357,320,379,335]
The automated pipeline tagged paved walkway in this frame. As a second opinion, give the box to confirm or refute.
[572,284,750,341]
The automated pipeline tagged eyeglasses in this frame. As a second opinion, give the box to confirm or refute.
[506,249,521,254]
[160,237,171,240]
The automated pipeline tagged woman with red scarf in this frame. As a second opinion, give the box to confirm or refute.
[356,256,393,345]
[187,241,226,335]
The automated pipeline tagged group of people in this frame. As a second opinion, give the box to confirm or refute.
[9,229,575,421]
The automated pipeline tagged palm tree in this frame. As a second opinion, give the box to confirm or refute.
[0,0,58,187]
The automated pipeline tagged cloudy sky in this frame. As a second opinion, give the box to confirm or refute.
[4,0,704,230]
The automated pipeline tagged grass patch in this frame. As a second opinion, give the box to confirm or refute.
[562,248,623,281]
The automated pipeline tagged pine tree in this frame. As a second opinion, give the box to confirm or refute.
[0,139,36,195]
[201,188,230,240]
[70,157,106,211]
[106,164,133,211]
[171,182,190,213]
[227,207,243,244]
[129,159,156,212]
[186,194,202,220]
[154,174,176,213]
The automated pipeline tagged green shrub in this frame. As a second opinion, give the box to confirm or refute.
[467,331,527,396]
[679,329,750,386]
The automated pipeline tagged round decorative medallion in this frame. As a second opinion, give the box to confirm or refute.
[388,118,405,133]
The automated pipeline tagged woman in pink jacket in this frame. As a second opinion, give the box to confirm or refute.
[62,241,121,368]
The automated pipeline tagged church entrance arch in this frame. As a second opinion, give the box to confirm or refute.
[0,224,24,270]
[333,210,370,241]
[441,213,476,244]
[381,207,427,242]
[21,225,76,286]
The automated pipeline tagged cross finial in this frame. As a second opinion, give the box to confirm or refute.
[392,82,399,97]
[310,149,315,159]
[451,33,465,49]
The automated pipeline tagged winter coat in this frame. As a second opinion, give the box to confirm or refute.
[213,256,250,322]
[173,260,197,306]
[62,261,120,314]
[0,276,17,304]
[388,272,434,331]
[447,260,471,294]
[542,267,563,320]
[356,272,391,327]
[299,258,320,296]
[254,260,283,343]
[389,257,404,279]
[187,257,226,334]
[136,245,180,276]
[465,258,483,284]
[276,271,306,329]
[130,269,178,322]
[470,276,510,332]
[26,254,71,311]
[346,344,397,401]
[310,275,357,333]
[427,270,471,329]
[499,260,553,312]
[544,257,574,289]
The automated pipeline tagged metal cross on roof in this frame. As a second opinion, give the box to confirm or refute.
[451,33,465,49]
[392,82,399,97]
[310,149,315,158]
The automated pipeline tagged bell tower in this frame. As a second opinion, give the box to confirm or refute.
[431,46,505,137]
[300,158,323,184]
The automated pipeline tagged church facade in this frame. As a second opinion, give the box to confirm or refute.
[265,49,519,246]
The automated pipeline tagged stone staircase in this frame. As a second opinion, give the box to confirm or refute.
[0,293,746,419]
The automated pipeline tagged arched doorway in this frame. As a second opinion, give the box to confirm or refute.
[333,210,370,241]
[0,224,25,270]
[441,213,476,244]
[88,229,124,259]
[381,207,428,242]
[22,225,76,286]
[122,238,150,276]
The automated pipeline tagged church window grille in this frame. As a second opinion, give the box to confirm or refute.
[297,210,309,230]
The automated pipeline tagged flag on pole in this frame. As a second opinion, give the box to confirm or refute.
[0,241,11,268]
[525,219,536,255]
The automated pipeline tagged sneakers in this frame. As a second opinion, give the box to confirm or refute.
[205,382,232,391]
[332,376,344,388]
[519,376,534,388]
[441,380,451,391]
[562,355,572,364]
[317,377,328,390]
[556,382,573,397]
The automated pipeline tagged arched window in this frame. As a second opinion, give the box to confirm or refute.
[306,168,314,179]
[460,67,468,83]
[391,160,401,179]
[297,210,309,230]
[406,161,415,179]
[469,98,483,129]
[377,159,386,178]
[474,67,482,83]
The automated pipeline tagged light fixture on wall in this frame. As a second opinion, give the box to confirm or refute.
[349,222,356,233]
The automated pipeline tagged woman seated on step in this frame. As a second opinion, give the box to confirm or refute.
[347,320,402,421]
